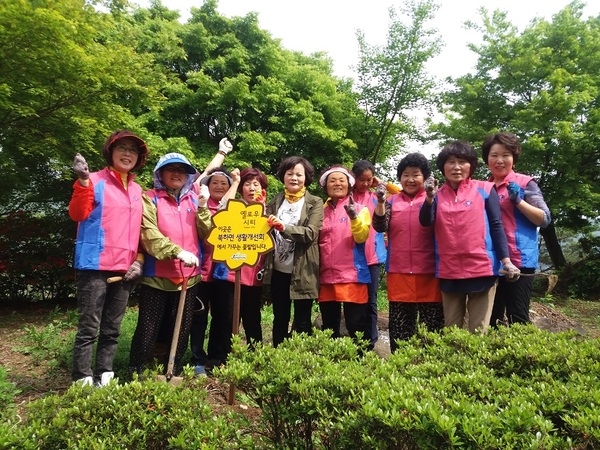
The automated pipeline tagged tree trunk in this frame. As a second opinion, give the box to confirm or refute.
[540,222,566,269]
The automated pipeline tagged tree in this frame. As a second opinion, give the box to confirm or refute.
[354,0,442,165]
[135,0,366,180]
[432,1,600,269]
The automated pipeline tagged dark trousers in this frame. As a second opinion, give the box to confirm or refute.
[490,268,534,326]
[129,283,197,375]
[270,270,314,347]
[319,301,370,348]
[366,264,381,344]
[207,280,263,364]
[388,302,444,353]
[189,282,214,366]
[72,270,135,382]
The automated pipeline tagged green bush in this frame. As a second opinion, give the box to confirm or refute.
[3,378,254,449]
[218,326,600,449]
[0,367,19,423]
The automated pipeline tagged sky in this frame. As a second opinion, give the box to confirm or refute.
[136,0,600,80]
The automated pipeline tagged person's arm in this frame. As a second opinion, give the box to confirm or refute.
[196,206,213,240]
[486,188,510,260]
[350,206,371,244]
[216,168,241,211]
[68,180,95,222]
[516,180,551,228]
[372,201,390,233]
[194,138,234,189]
[280,196,324,244]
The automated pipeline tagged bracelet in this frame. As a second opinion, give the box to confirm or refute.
[218,150,227,157]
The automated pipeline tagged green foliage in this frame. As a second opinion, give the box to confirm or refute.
[0,367,19,423]
[3,378,254,449]
[435,2,600,231]
[557,231,600,300]
[218,327,600,449]
[13,306,77,372]
[355,0,442,164]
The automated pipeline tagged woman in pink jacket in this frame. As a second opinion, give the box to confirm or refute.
[318,166,372,348]
[372,153,443,352]
[69,130,148,386]
[419,141,521,333]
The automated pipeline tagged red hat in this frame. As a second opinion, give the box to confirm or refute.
[102,130,149,170]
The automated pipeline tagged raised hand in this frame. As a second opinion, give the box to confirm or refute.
[218,138,233,154]
[424,176,438,200]
[507,181,522,204]
[253,188,267,204]
[375,183,387,203]
[344,195,358,220]
[73,153,89,180]
[198,184,209,208]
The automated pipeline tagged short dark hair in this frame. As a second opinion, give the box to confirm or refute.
[397,153,431,180]
[276,156,315,186]
[436,140,478,178]
[351,160,375,178]
[238,167,268,194]
[482,132,522,165]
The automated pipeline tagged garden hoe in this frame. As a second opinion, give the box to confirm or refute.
[157,275,189,386]
[499,270,558,294]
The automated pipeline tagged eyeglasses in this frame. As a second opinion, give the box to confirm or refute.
[163,165,188,174]
[114,144,139,155]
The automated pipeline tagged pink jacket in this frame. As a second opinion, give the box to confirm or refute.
[434,179,499,279]
[492,171,540,268]
[386,190,436,274]
[319,196,371,284]
[142,188,202,279]
[70,167,143,272]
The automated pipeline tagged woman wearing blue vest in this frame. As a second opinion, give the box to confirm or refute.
[419,141,521,333]
[482,132,551,325]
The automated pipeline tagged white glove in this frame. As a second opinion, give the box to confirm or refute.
[177,250,199,267]
[219,138,233,154]
[198,184,209,208]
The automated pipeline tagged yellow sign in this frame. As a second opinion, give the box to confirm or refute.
[207,199,274,271]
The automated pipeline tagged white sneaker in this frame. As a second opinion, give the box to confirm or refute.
[74,376,93,386]
[97,371,114,387]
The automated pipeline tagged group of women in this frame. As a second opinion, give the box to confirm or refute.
[68,129,549,386]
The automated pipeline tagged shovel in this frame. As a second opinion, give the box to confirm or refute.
[499,270,558,294]
[157,275,189,386]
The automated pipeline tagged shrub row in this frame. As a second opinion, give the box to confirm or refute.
[1,325,599,449]
[218,326,600,449]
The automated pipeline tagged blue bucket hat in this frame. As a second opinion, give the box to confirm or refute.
[153,153,197,191]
